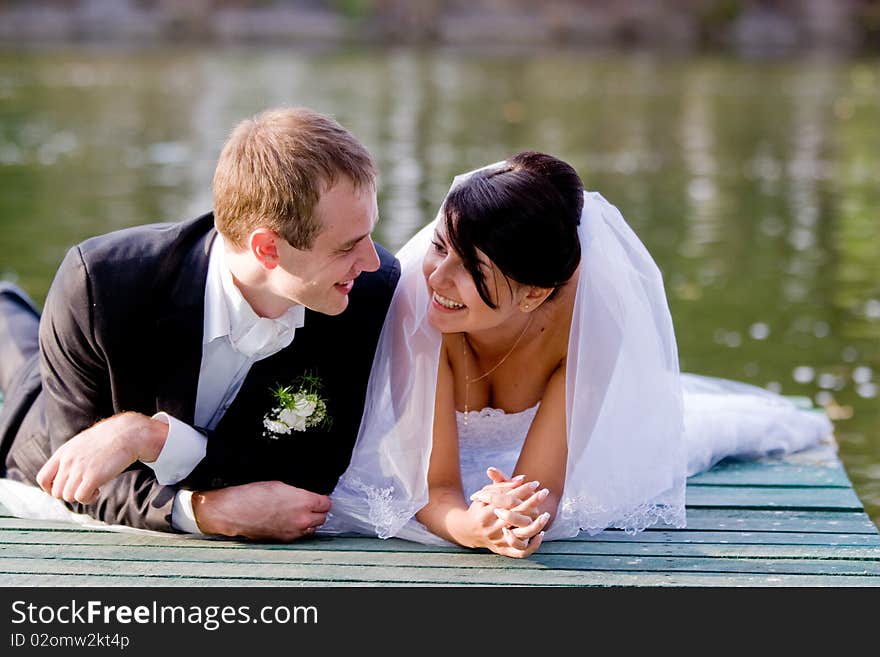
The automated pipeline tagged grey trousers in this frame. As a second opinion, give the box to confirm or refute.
[0,283,41,475]
[0,282,40,394]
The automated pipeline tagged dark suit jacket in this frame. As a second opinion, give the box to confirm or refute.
[1,213,399,531]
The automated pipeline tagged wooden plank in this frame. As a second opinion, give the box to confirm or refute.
[3,540,879,563]
[0,527,241,550]
[0,504,875,541]
[0,516,165,532]
[0,511,876,550]
[4,538,880,575]
[2,528,880,554]
[570,530,880,546]
[0,555,878,582]
[685,485,863,509]
[669,508,878,533]
[687,461,850,487]
[525,541,880,559]
[1,571,878,587]
[2,527,880,551]
[1,508,874,538]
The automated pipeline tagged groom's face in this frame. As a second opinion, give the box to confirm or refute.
[273,176,380,316]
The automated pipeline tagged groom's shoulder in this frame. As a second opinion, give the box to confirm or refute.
[75,213,214,266]
[47,213,214,305]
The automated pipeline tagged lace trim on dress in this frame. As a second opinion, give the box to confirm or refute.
[347,477,409,539]
[345,477,687,539]
[559,496,687,536]
[454,406,515,420]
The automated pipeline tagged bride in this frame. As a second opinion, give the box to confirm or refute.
[322,152,833,557]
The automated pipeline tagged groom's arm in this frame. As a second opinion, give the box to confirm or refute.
[34,246,179,530]
[35,410,329,539]
[36,412,168,504]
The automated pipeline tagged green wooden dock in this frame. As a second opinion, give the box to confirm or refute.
[0,444,878,587]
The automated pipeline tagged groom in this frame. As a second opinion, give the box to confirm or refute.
[0,107,399,541]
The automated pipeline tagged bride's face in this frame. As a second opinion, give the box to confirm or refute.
[422,224,522,333]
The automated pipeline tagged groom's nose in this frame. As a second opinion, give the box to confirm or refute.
[357,236,380,273]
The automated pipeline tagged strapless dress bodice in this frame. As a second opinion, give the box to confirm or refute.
[455,404,538,498]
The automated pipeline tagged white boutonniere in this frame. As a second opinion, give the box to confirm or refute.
[262,373,331,438]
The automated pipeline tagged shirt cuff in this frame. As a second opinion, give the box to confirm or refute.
[142,412,207,485]
[171,490,204,535]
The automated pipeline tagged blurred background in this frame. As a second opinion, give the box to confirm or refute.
[0,0,878,528]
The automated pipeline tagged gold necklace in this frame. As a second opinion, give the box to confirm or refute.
[462,313,534,426]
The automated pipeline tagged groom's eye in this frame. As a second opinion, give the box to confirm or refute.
[337,238,361,254]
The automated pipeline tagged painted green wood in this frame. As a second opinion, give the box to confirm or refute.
[684,485,863,509]
[670,508,878,533]
[2,527,879,550]
[2,526,879,551]
[3,539,879,562]
[1,571,878,587]
[1,554,878,583]
[571,530,880,546]
[2,508,874,538]
[687,461,850,487]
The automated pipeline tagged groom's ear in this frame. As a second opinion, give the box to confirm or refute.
[249,228,281,270]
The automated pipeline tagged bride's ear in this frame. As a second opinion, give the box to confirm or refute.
[520,286,553,311]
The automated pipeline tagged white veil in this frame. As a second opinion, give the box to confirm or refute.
[322,164,687,541]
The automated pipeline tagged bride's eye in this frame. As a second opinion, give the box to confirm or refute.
[431,239,447,255]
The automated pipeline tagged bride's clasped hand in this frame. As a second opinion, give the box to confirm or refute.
[463,468,553,557]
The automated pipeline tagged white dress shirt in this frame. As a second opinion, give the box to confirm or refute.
[142,234,305,533]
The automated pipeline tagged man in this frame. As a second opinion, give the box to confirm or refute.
[0,107,399,541]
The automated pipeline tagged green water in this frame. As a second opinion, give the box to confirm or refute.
[1,45,878,527]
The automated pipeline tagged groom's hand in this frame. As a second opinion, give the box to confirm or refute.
[190,481,331,542]
[36,412,169,505]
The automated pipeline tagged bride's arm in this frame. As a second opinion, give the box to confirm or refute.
[483,363,568,532]
[415,343,545,557]
[414,343,484,547]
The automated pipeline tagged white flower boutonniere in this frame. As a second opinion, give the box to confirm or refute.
[262,373,331,439]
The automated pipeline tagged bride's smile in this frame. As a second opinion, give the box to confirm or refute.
[432,291,466,310]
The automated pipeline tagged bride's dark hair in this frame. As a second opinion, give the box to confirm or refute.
[442,151,583,309]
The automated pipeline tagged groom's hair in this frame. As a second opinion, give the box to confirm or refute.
[212,107,376,250]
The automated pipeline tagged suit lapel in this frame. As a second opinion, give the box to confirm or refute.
[154,226,215,425]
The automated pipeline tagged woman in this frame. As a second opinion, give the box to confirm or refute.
[322,152,833,557]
